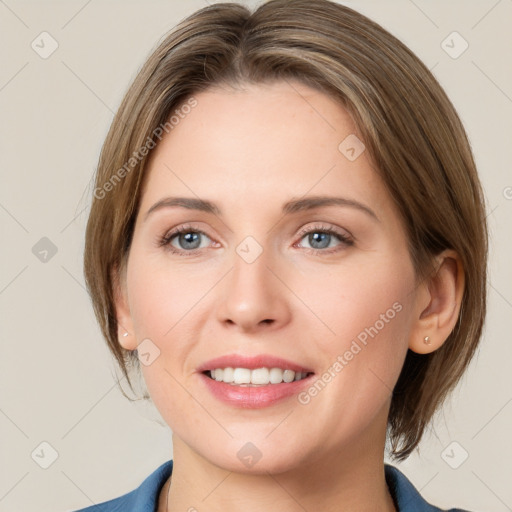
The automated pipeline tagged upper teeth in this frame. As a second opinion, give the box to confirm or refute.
[209,367,309,385]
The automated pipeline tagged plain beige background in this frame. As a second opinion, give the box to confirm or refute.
[1,0,511,511]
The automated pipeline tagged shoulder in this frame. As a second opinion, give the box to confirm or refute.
[385,464,471,512]
[71,460,173,512]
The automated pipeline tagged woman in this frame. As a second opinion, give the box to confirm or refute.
[78,0,487,510]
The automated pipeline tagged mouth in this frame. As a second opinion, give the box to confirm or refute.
[203,367,314,386]
[197,354,315,408]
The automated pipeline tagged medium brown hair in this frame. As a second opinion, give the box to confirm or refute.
[83,0,488,460]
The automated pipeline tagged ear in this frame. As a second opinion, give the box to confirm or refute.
[408,249,465,354]
[112,261,137,350]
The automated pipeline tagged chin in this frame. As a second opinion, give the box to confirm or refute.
[201,439,307,476]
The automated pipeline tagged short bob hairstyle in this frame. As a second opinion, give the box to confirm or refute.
[84,0,488,461]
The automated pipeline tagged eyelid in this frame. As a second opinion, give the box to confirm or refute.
[295,222,353,241]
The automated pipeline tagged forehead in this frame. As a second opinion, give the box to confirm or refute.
[139,80,389,219]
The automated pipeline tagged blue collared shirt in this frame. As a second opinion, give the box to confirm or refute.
[72,460,471,511]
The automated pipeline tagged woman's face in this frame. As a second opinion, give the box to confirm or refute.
[118,80,425,473]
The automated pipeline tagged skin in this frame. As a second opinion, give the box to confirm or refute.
[114,80,465,512]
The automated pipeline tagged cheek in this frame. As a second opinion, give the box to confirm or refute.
[294,253,414,345]
[294,253,415,409]
[126,248,208,339]
[125,250,215,427]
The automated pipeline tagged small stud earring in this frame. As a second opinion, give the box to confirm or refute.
[123,332,129,337]
[423,336,431,345]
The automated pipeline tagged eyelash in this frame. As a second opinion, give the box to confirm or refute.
[157,223,354,257]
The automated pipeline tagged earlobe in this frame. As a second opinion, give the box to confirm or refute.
[409,250,465,355]
[112,263,137,351]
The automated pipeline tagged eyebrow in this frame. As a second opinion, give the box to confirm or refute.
[144,195,379,222]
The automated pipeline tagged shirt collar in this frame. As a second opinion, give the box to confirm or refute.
[385,463,448,511]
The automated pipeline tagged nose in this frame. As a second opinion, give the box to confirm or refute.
[216,248,292,334]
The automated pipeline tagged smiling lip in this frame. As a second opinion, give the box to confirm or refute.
[196,354,314,374]
[197,354,315,409]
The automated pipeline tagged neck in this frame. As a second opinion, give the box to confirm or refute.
[163,411,397,512]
